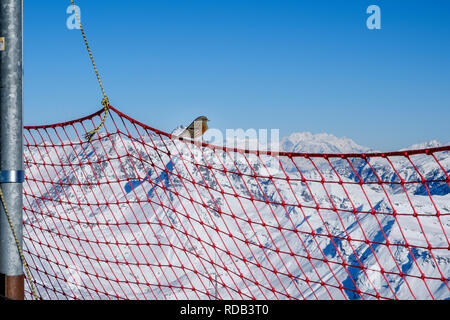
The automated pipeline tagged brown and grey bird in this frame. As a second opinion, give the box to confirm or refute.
[174,116,210,139]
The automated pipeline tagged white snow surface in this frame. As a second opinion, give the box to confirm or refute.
[23,131,450,300]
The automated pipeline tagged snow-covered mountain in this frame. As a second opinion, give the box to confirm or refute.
[280,132,374,154]
[402,140,450,151]
[23,131,450,300]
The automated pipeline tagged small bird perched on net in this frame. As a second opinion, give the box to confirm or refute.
[173,116,210,140]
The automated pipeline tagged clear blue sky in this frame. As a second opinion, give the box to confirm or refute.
[24,0,450,151]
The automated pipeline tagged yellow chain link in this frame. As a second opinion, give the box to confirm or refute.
[70,0,110,142]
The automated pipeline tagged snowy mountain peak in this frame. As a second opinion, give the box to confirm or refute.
[402,140,448,151]
[280,132,373,154]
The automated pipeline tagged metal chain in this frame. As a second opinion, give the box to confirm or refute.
[0,187,38,300]
[0,1,113,301]
[70,0,110,142]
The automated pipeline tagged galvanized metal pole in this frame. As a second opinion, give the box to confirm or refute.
[0,0,24,300]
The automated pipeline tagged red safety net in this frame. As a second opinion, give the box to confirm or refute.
[22,106,450,300]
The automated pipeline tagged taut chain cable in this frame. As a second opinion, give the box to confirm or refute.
[70,0,110,142]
